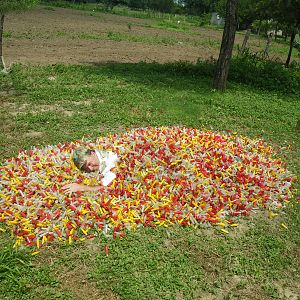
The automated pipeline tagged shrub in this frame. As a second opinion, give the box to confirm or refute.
[228,52,300,94]
[185,53,300,95]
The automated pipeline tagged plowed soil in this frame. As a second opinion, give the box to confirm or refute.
[4,6,293,66]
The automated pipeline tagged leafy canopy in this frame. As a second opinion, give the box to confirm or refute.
[0,0,39,15]
[181,0,212,15]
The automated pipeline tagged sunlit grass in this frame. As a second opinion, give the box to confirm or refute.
[0,62,299,299]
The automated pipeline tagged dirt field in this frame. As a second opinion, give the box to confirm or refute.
[3,6,295,67]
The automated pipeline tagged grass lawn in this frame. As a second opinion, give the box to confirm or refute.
[0,62,299,300]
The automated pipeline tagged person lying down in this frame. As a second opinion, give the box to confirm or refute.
[62,147,118,194]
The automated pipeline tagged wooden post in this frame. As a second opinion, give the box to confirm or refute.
[239,27,251,55]
[262,32,272,59]
[0,14,5,70]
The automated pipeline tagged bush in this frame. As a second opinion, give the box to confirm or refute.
[185,53,300,95]
[228,52,300,94]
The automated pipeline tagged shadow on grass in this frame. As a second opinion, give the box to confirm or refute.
[80,60,214,92]
[79,58,300,97]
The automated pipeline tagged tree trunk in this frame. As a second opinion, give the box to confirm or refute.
[0,14,5,71]
[239,26,251,55]
[285,29,296,68]
[213,0,238,92]
[257,20,261,36]
[262,33,272,59]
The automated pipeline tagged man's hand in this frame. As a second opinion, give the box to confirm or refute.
[62,183,86,194]
[62,183,101,194]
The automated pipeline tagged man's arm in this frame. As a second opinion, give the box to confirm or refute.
[62,183,101,194]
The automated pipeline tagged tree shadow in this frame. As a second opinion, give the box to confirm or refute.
[79,60,214,93]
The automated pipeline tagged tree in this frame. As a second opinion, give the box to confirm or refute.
[250,0,300,67]
[127,0,148,10]
[0,0,39,72]
[182,0,212,15]
[101,0,124,11]
[217,0,268,54]
[271,0,300,67]
[147,0,175,13]
[213,0,238,91]
[236,0,265,29]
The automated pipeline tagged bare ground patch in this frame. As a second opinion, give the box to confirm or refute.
[274,281,300,300]
[56,265,119,300]
[1,101,80,117]
[23,130,43,138]
[3,6,297,67]
[4,37,214,66]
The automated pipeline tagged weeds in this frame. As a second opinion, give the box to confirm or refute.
[3,31,12,38]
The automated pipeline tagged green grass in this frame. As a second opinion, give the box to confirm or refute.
[42,0,201,25]
[152,19,194,32]
[0,233,62,300]
[111,5,201,24]
[0,62,299,299]
[2,29,186,46]
[85,30,180,45]
[90,208,300,300]
[1,63,299,167]
[3,31,13,38]
[3,28,218,48]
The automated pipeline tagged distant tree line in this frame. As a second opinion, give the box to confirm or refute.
[53,0,300,36]
[58,0,219,14]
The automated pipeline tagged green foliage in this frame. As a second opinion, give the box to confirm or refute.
[98,0,174,13]
[201,58,300,95]
[229,52,300,94]
[156,55,300,95]
[147,0,174,13]
[42,0,105,12]
[181,0,212,16]
[42,0,201,24]
[0,0,39,14]
[101,0,126,11]
[251,19,277,35]
[216,0,273,28]
[270,0,300,28]
[127,0,148,10]
[3,31,12,38]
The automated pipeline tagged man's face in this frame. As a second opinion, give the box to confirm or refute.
[83,152,100,173]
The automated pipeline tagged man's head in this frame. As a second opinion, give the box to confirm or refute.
[72,147,100,173]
